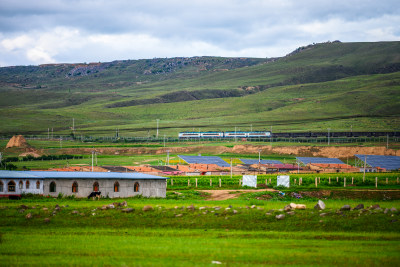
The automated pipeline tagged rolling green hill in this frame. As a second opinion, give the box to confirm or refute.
[0,41,399,137]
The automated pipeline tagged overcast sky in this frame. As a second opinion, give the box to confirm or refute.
[0,0,399,66]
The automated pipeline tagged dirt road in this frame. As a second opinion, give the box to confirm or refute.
[200,189,278,201]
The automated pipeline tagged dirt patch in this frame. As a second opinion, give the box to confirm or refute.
[200,189,278,201]
[6,135,30,148]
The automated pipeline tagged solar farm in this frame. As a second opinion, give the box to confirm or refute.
[355,155,400,170]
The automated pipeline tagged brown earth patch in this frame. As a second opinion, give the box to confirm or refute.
[6,135,31,148]
[200,189,278,201]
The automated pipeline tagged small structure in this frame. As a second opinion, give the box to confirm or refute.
[0,170,167,198]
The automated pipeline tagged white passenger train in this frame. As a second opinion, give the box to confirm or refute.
[178,131,271,139]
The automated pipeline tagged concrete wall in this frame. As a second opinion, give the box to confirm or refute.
[0,178,43,195]
[43,179,166,198]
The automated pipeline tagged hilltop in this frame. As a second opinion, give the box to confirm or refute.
[0,41,399,136]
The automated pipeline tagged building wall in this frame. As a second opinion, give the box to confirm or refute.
[43,179,166,198]
[0,179,43,195]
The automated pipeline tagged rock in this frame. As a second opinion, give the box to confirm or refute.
[92,213,96,216]
[286,211,295,215]
[202,212,207,215]
[187,205,195,211]
[107,204,115,209]
[265,213,272,216]
[174,206,179,209]
[199,207,206,210]
[268,209,275,213]
[42,208,48,211]
[121,201,127,207]
[25,213,32,219]
[225,207,231,211]
[175,214,183,217]
[340,205,351,211]
[101,206,107,210]
[233,210,238,214]
[284,205,292,211]
[257,207,263,210]
[384,208,389,214]
[370,204,380,210]
[122,208,134,213]
[142,205,153,212]
[294,204,306,210]
[20,204,29,209]
[314,200,326,210]
[354,204,364,210]
[320,213,330,217]
[44,218,50,223]
[71,210,79,214]
[19,209,25,213]
[55,204,60,209]
[211,261,222,264]
[31,206,36,209]
[214,207,221,211]
[80,213,85,216]
[54,206,61,211]
[275,214,285,220]
[390,207,398,213]
[250,205,256,209]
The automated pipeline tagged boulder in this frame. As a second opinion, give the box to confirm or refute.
[107,204,115,209]
[294,204,306,210]
[142,205,153,212]
[121,208,135,213]
[340,205,351,211]
[354,204,364,210]
[275,214,285,220]
[314,200,326,210]
[25,213,32,219]
[121,201,128,207]
[284,205,292,211]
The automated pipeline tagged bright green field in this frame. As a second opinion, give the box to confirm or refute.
[1,193,400,266]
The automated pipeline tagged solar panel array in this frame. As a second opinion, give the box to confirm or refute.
[178,155,231,167]
[355,154,400,170]
[296,157,344,165]
[240,159,282,165]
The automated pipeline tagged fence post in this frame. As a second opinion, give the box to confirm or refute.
[336,177,339,183]
[344,177,346,187]
[352,177,354,185]
[265,179,268,185]
[315,177,318,188]
[171,179,173,186]
[397,177,399,184]
[329,177,331,184]
[318,177,321,184]
[219,178,221,188]
[300,177,302,185]
[375,177,378,188]
[294,178,296,185]
[386,178,388,185]
[269,178,272,184]
[210,179,212,187]
[195,178,198,188]
[188,179,190,187]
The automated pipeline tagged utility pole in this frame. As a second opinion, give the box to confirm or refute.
[156,119,159,138]
[235,126,237,142]
[48,128,50,139]
[387,134,389,149]
[51,128,53,139]
[327,128,331,145]
[258,149,261,174]
[250,124,253,132]
[72,118,75,135]
[91,151,94,172]
[362,155,367,182]
[164,134,166,147]
[60,136,62,148]
[166,150,170,166]
[230,158,233,179]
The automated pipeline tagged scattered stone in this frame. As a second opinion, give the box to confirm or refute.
[370,204,380,210]
[187,205,195,211]
[233,210,238,214]
[250,205,256,209]
[25,213,32,219]
[225,207,231,211]
[278,209,284,212]
[202,212,207,215]
[122,208,134,213]
[42,208,48,211]
[284,205,292,211]
[384,208,389,214]
[268,209,275,213]
[214,207,221,211]
[320,213,330,217]
[71,210,79,214]
[54,206,61,211]
[314,200,326,210]
[20,205,29,209]
[275,214,285,220]
[107,204,115,209]
[121,201,127,207]
[19,209,25,213]
[44,218,50,223]
[390,207,398,213]
[228,205,232,208]
[286,211,295,215]
[92,213,96,216]
[319,220,324,223]
[101,206,107,210]
[65,205,69,208]
[294,204,306,210]
[257,207,263,210]
[265,213,272,216]
[80,213,85,216]
[31,206,36,209]
[174,191,182,195]
[354,204,364,210]
[340,205,351,211]
[174,206,179,209]
[211,261,222,265]
[55,204,60,208]
[199,207,206,210]
[142,205,153,212]
[175,214,183,217]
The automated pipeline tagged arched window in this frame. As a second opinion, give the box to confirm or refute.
[8,181,16,192]
[49,181,56,192]
[0,181,3,192]
[26,180,30,189]
[36,180,40,189]
[19,181,23,189]
[72,182,78,193]
[114,181,119,192]
[134,182,139,192]
[93,182,99,192]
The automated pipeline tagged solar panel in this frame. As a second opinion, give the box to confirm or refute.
[296,157,344,164]
[178,155,231,167]
[355,155,400,170]
[240,159,282,164]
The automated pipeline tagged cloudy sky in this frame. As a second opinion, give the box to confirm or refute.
[0,0,399,66]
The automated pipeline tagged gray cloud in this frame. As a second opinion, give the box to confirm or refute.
[0,0,399,66]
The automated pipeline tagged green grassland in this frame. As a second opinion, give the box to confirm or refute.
[1,41,400,136]
[1,191,400,266]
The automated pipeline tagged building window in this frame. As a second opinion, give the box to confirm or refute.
[36,180,40,189]
[114,181,119,192]
[0,181,3,192]
[19,181,23,189]
[134,182,139,192]
[8,181,16,192]
[26,180,30,189]
[72,182,78,193]
[93,182,99,192]
[50,181,56,192]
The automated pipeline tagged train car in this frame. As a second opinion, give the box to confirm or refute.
[224,131,248,138]
[247,131,271,138]
[200,132,224,138]
[178,132,202,139]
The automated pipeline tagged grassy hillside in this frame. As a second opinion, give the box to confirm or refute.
[0,41,399,136]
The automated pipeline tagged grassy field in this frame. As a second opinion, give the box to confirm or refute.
[1,191,400,266]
